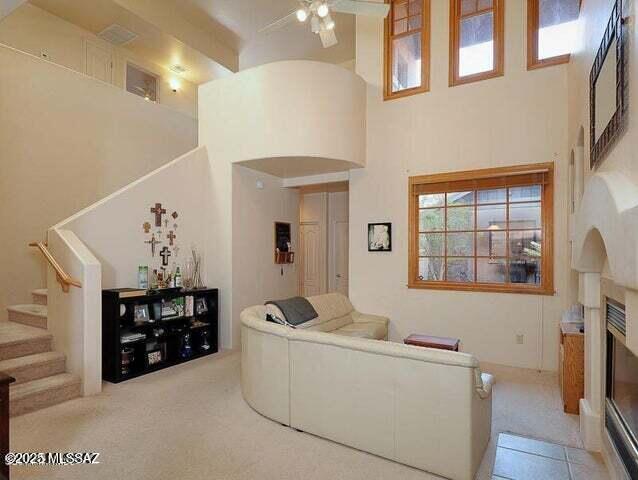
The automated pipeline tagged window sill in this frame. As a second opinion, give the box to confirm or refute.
[527,54,571,71]
[449,69,504,87]
[384,84,430,101]
[407,280,555,296]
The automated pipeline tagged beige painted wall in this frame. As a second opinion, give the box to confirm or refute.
[352,1,571,370]
[0,3,198,118]
[0,44,197,321]
[231,165,299,347]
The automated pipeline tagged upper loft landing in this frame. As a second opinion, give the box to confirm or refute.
[198,60,366,178]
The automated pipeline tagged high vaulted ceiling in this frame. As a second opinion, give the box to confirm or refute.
[181,0,355,69]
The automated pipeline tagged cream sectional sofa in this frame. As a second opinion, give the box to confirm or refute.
[241,293,493,480]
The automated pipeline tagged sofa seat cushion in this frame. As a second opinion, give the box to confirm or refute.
[333,322,387,340]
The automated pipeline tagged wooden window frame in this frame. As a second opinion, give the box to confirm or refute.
[384,0,430,100]
[449,0,505,87]
[408,163,554,295]
[527,0,576,70]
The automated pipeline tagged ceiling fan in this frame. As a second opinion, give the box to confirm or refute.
[260,0,390,48]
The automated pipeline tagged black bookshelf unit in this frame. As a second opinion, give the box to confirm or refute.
[102,288,218,383]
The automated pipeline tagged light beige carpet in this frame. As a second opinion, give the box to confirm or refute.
[11,352,583,480]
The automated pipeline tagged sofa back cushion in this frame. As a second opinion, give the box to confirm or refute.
[299,293,355,331]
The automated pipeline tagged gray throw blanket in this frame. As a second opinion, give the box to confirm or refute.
[265,297,318,327]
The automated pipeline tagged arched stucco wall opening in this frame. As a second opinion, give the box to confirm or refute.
[579,228,609,274]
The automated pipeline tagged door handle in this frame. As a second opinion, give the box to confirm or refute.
[336,274,341,278]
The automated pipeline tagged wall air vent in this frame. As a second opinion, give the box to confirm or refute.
[606,298,626,335]
[98,24,138,46]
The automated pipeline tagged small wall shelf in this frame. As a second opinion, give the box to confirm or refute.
[275,251,295,264]
[102,288,218,383]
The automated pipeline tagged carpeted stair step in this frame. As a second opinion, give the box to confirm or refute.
[0,322,52,361]
[10,373,81,417]
[31,289,48,306]
[7,304,48,329]
[0,351,65,385]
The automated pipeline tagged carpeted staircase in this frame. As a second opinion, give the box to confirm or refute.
[0,289,81,416]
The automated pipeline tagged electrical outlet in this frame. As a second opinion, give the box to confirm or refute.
[516,334,524,345]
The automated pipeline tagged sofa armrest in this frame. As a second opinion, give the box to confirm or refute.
[351,311,389,326]
[475,371,494,399]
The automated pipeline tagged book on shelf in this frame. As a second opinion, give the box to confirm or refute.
[108,288,147,299]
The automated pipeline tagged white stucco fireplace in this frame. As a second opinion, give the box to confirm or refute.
[573,171,638,479]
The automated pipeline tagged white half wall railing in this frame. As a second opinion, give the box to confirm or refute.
[46,228,101,396]
[198,60,367,179]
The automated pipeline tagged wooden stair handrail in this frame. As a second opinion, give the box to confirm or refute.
[29,242,82,292]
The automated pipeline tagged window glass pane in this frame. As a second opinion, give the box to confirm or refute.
[509,202,541,229]
[477,188,506,203]
[419,193,445,208]
[447,232,474,256]
[447,206,474,230]
[509,258,541,284]
[477,204,506,229]
[392,32,422,92]
[538,0,579,59]
[419,208,444,231]
[477,230,506,257]
[409,0,422,15]
[477,258,506,283]
[447,258,474,282]
[126,64,158,102]
[394,19,407,35]
[509,230,542,258]
[419,233,444,256]
[478,0,493,10]
[447,191,474,205]
[394,1,408,19]
[509,185,541,202]
[459,11,494,77]
[409,15,422,31]
[419,257,444,281]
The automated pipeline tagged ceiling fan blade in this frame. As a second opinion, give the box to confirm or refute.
[319,29,338,48]
[259,10,298,34]
[330,0,390,17]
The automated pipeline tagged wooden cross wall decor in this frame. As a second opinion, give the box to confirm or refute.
[167,230,176,246]
[150,203,167,227]
[160,246,172,266]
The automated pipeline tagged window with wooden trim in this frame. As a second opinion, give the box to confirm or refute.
[384,0,430,100]
[449,0,504,86]
[408,164,554,295]
[527,0,580,70]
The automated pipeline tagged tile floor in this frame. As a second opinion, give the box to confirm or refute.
[493,433,610,480]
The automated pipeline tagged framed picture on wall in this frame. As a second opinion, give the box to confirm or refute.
[368,223,392,252]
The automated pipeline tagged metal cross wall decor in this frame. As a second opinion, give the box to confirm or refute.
[145,234,162,257]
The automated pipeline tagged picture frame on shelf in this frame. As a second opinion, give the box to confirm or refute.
[133,304,150,325]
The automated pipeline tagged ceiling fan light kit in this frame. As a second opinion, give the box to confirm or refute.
[260,0,390,48]
[296,8,309,22]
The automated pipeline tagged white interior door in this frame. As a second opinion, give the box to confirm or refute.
[85,41,113,84]
[300,223,322,297]
[332,220,349,295]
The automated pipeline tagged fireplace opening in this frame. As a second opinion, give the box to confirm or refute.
[605,297,638,478]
